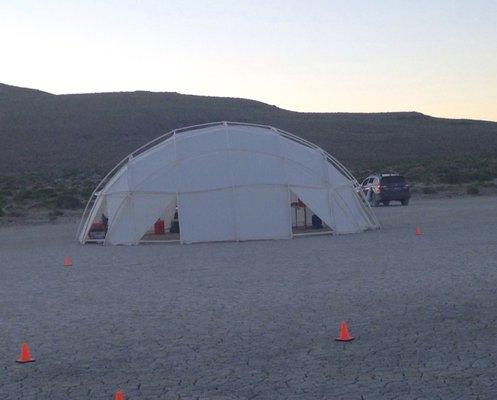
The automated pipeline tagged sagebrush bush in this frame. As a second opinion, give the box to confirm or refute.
[48,209,64,221]
[55,195,82,209]
[466,186,480,195]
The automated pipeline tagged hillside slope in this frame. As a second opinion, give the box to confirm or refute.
[1,83,497,176]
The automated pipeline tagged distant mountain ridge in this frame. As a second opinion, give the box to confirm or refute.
[1,82,496,176]
[0,83,52,98]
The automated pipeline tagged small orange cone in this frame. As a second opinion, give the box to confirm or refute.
[415,227,422,236]
[63,256,73,267]
[335,321,355,342]
[16,342,35,363]
[114,390,125,400]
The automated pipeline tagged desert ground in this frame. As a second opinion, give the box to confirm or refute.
[1,195,496,399]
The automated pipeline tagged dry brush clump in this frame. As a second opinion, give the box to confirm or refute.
[354,154,497,186]
[0,172,100,222]
[2,153,497,221]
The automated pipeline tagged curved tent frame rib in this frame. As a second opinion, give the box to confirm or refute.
[77,121,379,243]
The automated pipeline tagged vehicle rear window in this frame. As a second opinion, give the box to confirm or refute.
[381,176,406,184]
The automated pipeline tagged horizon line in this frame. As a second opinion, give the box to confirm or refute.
[2,81,496,124]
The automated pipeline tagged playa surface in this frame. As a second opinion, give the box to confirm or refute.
[1,195,496,399]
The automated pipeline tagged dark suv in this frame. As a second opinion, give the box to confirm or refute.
[361,174,410,206]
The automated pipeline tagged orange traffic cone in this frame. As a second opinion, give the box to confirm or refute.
[415,227,422,236]
[63,256,73,267]
[335,321,355,342]
[114,390,125,400]
[16,342,35,363]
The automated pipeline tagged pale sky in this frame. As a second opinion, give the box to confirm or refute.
[1,0,496,121]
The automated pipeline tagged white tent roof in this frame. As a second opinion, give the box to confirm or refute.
[78,122,379,244]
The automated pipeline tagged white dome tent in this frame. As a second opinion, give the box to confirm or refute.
[78,122,379,245]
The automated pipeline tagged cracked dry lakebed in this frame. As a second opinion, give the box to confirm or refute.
[1,195,497,399]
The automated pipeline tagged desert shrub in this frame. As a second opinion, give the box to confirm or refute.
[0,179,19,191]
[13,189,33,202]
[80,187,93,199]
[442,168,464,184]
[469,171,493,182]
[7,209,25,217]
[55,194,82,209]
[28,189,44,200]
[42,198,57,208]
[422,187,436,194]
[466,185,480,195]
[480,181,497,188]
[48,209,64,221]
[0,195,4,217]
[38,187,56,196]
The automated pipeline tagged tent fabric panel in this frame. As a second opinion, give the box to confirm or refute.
[161,198,177,233]
[106,194,175,244]
[105,197,137,245]
[178,189,236,243]
[80,195,104,242]
[231,150,286,187]
[234,186,291,240]
[128,141,176,188]
[131,193,176,242]
[176,153,232,193]
[229,126,281,155]
[279,139,327,180]
[285,160,326,188]
[175,128,227,160]
[102,166,130,195]
[104,193,129,224]
[329,186,366,234]
[334,186,370,232]
[327,163,351,188]
[289,186,333,229]
[134,164,178,193]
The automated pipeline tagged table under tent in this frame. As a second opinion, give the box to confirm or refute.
[78,122,379,245]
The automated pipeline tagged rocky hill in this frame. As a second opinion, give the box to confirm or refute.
[1,82,496,177]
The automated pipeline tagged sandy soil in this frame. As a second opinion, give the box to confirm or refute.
[1,195,496,399]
